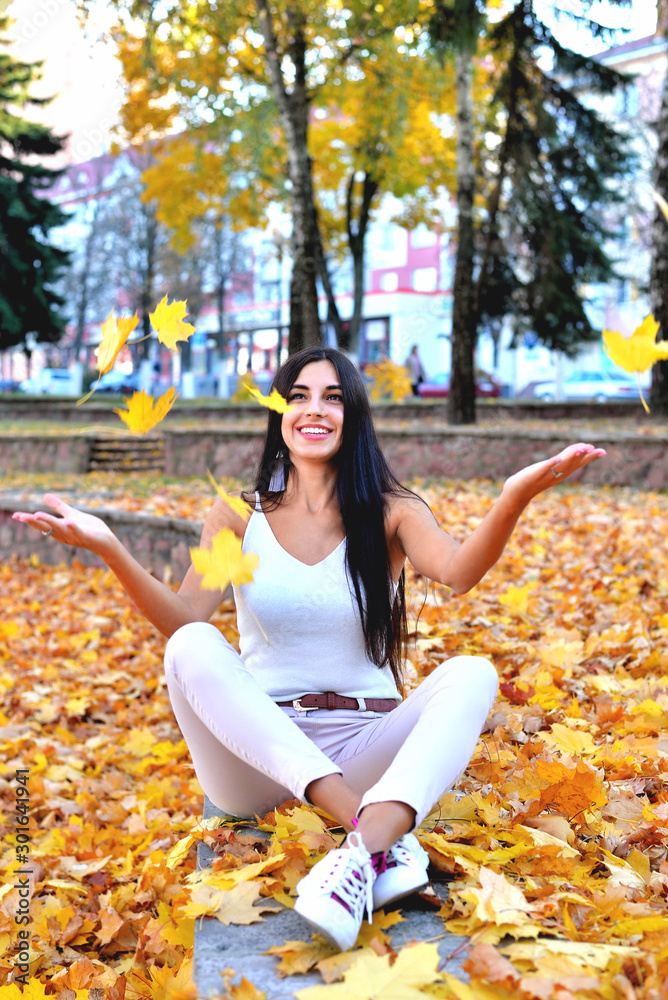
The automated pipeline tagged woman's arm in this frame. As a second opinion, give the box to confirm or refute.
[12,494,240,636]
[392,443,606,594]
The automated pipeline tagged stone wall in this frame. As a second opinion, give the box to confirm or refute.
[0,435,94,474]
[163,426,668,489]
[165,427,265,479]
[1,498,201,582]
[1,425,665,486]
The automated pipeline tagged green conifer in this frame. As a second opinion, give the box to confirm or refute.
[0,15,69,352]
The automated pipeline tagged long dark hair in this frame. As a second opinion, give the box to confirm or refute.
[245,346,415,688]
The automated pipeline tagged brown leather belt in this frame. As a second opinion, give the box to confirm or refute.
[277,692,399,713]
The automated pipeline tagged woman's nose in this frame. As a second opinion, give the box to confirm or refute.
[305,397,324,416]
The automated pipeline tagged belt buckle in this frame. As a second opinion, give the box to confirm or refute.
[292,697,315,712]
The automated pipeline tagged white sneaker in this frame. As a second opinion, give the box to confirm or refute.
[372,833,430,910]
[294,831,376,952]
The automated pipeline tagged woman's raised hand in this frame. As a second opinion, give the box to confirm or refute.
[12,494,117,556]
[501,443,607,506]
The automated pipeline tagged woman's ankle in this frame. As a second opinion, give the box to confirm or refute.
[353,801,415,854]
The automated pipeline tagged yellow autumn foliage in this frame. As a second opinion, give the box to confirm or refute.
[4,474,668,997]
[365,358,412,402]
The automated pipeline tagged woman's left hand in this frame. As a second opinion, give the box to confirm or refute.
[501,442,606,506]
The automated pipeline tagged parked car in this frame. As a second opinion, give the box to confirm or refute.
[417,372,502,399]
[18,377,41,394]
[18,368,79,395]
[533,371,640,402]
[0,378,21,392]
[95,370,141,395]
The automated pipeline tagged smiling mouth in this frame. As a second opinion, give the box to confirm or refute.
[297,427,332,437]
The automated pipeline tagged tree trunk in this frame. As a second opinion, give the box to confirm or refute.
[650,41,668,416]
[257,0,322,353]
[213,222,225,357]
[448,48,477,426]
[73,198,102,363]
[346,171,379,356]
[135,202,158,362]
[474,31,519,327]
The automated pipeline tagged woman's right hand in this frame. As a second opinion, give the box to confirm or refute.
[12,493,117,556]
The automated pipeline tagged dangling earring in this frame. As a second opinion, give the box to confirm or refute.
[268,450,286,491]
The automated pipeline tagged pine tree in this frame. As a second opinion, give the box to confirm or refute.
[0,16,69,353]
[428,0,634,424]
[479,3,633,358]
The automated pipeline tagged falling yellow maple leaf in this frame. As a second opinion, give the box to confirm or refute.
[114,386,179,434]
[190,528,259,591]
[97,311,139,374]
[248,385,294,413]
[150,295,196,350]
[77,310,139,404]
[602,314,668,412]
[207,469,251,521]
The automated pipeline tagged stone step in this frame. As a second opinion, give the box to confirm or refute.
[88,436,165,472]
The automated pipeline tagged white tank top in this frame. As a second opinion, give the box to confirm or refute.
[232,501,401,703]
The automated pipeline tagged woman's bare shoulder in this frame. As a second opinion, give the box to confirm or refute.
[384,489,433,533]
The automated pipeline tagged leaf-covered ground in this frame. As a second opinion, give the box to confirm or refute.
[1,479,667,999]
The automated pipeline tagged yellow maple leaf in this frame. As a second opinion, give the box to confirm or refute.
[97,311,139,374]
[248,385,294,413]
[150,295,196,350]
[155,901,195,949]
[115,386,179,434]
[265,938,337,977]
[295,942,442,1000]
[538,722,597,756]
[11,984,49,1000]
[602,314,668,412]
[498,584,535,615]
[221,974,267,1000]
[145,958,197,1000]
[466,867,534,929]
[190,528,259,592]
[207,469,251,521]
[77,310,139,404]
[182,881,280,924]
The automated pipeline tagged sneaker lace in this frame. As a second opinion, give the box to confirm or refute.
[340,831,375,922]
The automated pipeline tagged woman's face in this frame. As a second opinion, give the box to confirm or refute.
[281,360,344,463]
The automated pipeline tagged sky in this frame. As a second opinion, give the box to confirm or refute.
[5,0,124,164]
[2,0,661,165]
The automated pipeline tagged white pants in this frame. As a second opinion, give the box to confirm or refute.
[164,622,498,827]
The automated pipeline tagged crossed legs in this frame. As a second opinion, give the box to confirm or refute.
[164,622,498,836]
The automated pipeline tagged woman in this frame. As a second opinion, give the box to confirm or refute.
[405,344,425,396]
[12,347,605,952]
